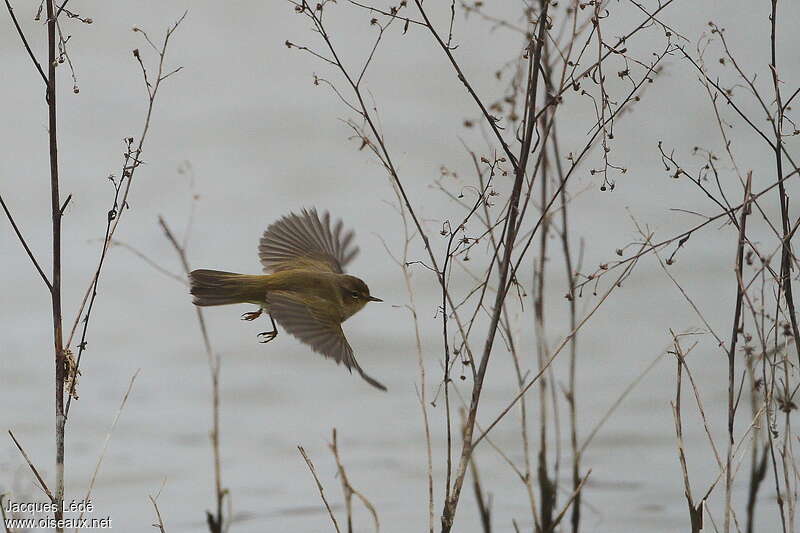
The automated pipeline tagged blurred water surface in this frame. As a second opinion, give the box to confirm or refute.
[1,1,799,531]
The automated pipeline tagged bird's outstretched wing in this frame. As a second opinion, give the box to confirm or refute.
[259,208,359,274]
[265,291,386,391]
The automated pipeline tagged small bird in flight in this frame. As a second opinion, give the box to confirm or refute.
[189,208,386,390]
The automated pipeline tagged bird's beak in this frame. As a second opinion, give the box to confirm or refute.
[368,296,383,302]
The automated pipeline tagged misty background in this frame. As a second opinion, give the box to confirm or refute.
[2,0,798,531]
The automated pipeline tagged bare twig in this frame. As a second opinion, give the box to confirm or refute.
[579,345,664,456]
[7,430,54,503]
[298,446,342,533]
[464,410,492,533]
[329,429,380,533]
[149,485,167,533]
[109,239,187,285]
[550,469,592,531]
[381,197,435,533]
[0,493,11,533]
[724,172,752,533]
[43,0,67,527]
[74,370,140,531]
[158,215,224,533]
[768,0,800,374]
[3,0,48,85]
[64,14,188,418]
[671,337,704,533]
[0,193,52,290]
[475,238,651,449]
[440,5,552,529]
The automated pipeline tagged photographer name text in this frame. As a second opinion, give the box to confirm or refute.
[4,498,95,513]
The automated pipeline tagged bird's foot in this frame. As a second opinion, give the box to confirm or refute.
[241,309,263,321]
[257,330,278,343]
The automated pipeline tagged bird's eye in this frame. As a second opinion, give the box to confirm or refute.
[351,291,359,299]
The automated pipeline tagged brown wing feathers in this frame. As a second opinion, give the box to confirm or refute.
[265,293,387,391]
[258,208,359,274]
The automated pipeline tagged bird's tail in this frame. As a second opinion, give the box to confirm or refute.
[189,269,267,306]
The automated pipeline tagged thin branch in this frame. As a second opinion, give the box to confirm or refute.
[672,336,704,533]
[42,0,67,527]
[298,446,342,533]
[8,430,55,502]
[158,215,224,533]
[0,193,52,290]
[74,370,139,531]
[64,13,187,416]
[0,493,10,533]
[724,172,752,533]
[474,238,651,449]
[579,344,664,455]
[550,469,592,531]
[330,429,380,533]
[3,0,48,85]
[109,239,187,285]
[149,489,167,533]
[440,4,552,528]
[413,0,519,169]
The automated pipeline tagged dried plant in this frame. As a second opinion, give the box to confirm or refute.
[2,4,184,531]
[283,0,800,531]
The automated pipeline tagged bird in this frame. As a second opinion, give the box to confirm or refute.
[188,208,386,391]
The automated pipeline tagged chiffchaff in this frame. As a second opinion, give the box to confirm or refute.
[189,208,385,390]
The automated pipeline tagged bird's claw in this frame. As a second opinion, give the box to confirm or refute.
[241,309,262,321]
[258,331,277,343]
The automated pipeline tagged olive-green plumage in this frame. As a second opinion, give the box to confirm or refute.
[188,209,385,390]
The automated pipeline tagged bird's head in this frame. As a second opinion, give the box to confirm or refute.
[338,275,382,319]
